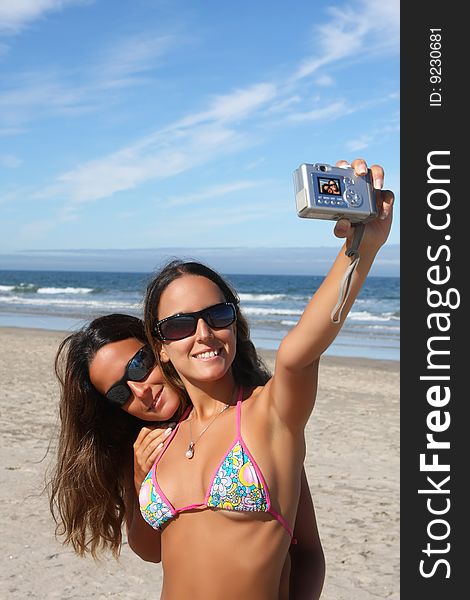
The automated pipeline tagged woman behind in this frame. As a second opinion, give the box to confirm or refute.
[48,313,184,558]
[139,158,393,599]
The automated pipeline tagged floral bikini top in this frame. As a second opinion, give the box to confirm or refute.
[139,388,294,540]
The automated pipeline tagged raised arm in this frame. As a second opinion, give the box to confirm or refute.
[271,159,394,427]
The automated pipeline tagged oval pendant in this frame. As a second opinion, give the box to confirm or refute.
[185,443,194,459]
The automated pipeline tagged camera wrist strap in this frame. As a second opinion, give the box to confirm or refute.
[330,222,365,324]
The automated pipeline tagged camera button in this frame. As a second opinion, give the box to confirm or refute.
[349,193,362,207]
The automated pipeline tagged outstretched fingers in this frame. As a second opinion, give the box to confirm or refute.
[333,159,391,238]
[378,189,395,221]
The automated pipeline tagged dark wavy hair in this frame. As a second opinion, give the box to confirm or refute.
[143,260,272,392]
[48,313,186,558]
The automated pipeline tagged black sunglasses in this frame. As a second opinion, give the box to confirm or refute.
[105,345,156,406]
[154,302,237,341]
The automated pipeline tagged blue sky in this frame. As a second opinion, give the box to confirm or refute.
[0,0,399,272]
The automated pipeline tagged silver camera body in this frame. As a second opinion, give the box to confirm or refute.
[293,163,378,223]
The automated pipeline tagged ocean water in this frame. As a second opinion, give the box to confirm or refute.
[0,269,399,361]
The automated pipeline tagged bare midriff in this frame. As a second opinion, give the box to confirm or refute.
[159,509,291,600]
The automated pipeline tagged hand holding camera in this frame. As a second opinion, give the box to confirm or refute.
[294,158,394,251]
[293,158,394,322]
[293,161,378,223]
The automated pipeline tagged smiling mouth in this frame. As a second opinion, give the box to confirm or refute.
[149,388,164,410]
[193,348,222,360]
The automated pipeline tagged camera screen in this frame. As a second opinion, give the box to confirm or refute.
[317,176,341,196]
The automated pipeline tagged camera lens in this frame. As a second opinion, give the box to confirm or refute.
[319,165,327,172]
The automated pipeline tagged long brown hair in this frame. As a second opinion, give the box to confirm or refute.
[143,260,272,390]
[48,313,186,558]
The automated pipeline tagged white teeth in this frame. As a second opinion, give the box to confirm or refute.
[194,349,220,359]
[149,389,163,409]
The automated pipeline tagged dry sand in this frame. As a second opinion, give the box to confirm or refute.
[0,326,399,599]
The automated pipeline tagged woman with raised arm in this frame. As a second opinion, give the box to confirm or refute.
[140,158,393,600]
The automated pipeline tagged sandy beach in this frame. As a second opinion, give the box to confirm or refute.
[0,326,399,599]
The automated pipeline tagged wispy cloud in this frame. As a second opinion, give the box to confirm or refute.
[0,31,181,128]
[175,83,278,128]
[292,0,399,81]
[90,32,178,90]
[0,127,27,137]
[1,0,399,132]
[165,180,267,207]
[314,75,335,87]
[287,100,350,122]
[345,113,400,152]
[34,123,247,206]
[0,153,22,168]
[0,0,91,34]
[0,70,93,126]
[28,82,279,207]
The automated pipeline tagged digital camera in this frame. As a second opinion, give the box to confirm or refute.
[293,163,378,223]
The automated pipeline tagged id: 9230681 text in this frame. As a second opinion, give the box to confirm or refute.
[429,28,442,107]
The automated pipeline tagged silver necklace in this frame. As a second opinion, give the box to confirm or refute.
[185,402,230,459]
